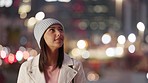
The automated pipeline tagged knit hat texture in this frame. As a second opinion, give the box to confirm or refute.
[34,18,64,48]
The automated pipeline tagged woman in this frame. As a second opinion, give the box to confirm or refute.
[17,18,86,83]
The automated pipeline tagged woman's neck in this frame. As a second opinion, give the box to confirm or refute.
[46,49,58,66]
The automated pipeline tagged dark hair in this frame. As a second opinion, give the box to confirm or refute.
[39,37,64,72]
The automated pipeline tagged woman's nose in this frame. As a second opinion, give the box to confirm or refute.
[56,31,61,36]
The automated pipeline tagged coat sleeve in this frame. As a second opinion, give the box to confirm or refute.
[17,61,31,83]
[73,60,87,83]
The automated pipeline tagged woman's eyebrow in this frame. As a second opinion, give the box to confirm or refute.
[48,26,56,29]
[49,26,62,29]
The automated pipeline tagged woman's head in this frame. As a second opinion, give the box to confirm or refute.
[34,18,64,49]
[43,24,64,50]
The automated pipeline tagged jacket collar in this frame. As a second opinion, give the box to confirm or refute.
[28,53,77,83]
[31,53,73,67]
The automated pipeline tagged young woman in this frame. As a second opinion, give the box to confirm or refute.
[17,18,86,83]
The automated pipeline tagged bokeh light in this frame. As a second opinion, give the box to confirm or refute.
[35,11,45,21]
[0,0,13,7]
[27,17,37,29]
[90,22,98,30]
[128,44,136,53]
[81,50,90,59]
[128,33,136,43]
[102,33,111,44]
[19,46,26,52]
[71,48,81,57]
[23,51,30,60]
[137,22,145,32]
[106,47,115,57]
[87,71,99,81]
[20,12,27,19]
[115,47,124,57]
[0,50,7,59]
[117,35,126,44]
[29,49,38,57]
[8,53,15,64]
[77,40,87,49]
[78,21,88,30]
[18,4,31,14]
[20,36,28,45]
[16,51,23,61]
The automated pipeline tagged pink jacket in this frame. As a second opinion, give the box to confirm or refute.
[17,53,86,83]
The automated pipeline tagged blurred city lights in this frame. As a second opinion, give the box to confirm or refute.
[137,22,145,32]
[29,49,38,57]
[115,47,124,57]
[98,22,107,30]
[8,53,15,64]
[105,46,124,58]
[27,17,37,29]
[77,40,87,49]
[90,22,98,30]
[18,4,31,14]
[87,71,99,81]
[19,46,26,52]
[102,33,111,44]
[78,21,88,30]
[106,47,115,57]
[128,44,136,53]
[81,50,90,59]
[3,47,9,55]
[35,12,45,21]
[20,12,27,19]
[0,0,13,7]
[0,50,7,59]
[20,36,28,45]
[19,0,31,19]
[23,51,30,60]
[71,48,81,57]
[128,33,136,43]
[16,51,23,61]
[92,34,101,45]
[0,0,5,7]
[117,35,126,44]
[94,5,108,13]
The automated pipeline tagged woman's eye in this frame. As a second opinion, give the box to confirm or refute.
[50,29,55,32]
[59,29,63,31]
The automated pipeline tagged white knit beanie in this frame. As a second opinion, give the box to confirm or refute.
[34,18,64,48]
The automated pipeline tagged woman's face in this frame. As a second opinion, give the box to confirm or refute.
[43,24,64,50]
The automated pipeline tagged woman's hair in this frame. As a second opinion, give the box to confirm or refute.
[39,37,64,72]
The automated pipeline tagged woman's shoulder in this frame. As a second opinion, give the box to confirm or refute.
[64,53,83,68]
